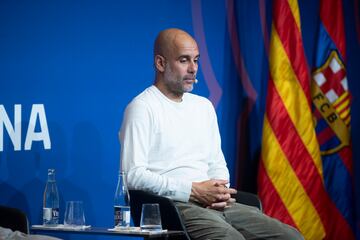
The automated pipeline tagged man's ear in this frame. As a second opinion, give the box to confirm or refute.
[155,55,166,72]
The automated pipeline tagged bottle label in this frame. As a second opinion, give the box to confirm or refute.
[114,206,130,227]
[52,208,59,219]
[43,208,52,221]
[124,210,130,223]
[43,208,59,222]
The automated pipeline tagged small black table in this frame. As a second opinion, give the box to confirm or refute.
[31,225,185,239]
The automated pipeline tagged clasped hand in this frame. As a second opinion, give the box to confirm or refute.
[190,179,237,210]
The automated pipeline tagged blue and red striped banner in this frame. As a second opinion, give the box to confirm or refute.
[311,0,355,239]
[258,0,355,239]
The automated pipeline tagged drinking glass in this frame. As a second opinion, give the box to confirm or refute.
[64,201,85,227]
[140,203,162,231]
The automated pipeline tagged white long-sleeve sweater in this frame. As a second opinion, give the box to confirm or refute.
[119,85,229,202]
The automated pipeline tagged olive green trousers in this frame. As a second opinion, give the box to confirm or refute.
[174,201,304,240]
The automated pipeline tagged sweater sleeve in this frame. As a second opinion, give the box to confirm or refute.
[119,99,192,202]
[206,101,230,184]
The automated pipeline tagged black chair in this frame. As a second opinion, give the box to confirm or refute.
[129,190,262,240]
[0,205,29,234]
[233,191,262,211]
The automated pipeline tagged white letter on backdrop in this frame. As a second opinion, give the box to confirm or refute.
[0,104,22,151]
[24,104,51,150]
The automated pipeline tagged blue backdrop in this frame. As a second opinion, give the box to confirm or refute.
[1,1,359,239]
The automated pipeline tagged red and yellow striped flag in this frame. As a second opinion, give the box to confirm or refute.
[256,0,353,239]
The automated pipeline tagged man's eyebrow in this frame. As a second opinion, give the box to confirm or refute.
[178,55,191,59]
[178,54,200,59]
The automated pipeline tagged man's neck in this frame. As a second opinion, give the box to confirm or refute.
[154,82,183,102]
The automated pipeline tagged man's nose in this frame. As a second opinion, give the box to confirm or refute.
[188,61,198,73]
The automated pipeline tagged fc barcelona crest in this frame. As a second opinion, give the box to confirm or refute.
[311,50,351,155]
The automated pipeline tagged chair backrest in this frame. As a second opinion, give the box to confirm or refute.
[0,205,29,234]
[129,190,190,239]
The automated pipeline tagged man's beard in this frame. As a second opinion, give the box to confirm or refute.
[164,78,187,96]
[163,65,194,95]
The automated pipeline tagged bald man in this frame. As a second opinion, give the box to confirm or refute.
[119,28,303,240]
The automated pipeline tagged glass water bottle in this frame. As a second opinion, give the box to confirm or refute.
[43,169,59,225]
[114,171,131,227]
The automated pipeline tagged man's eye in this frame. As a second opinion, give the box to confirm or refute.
[180,58,188,63]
